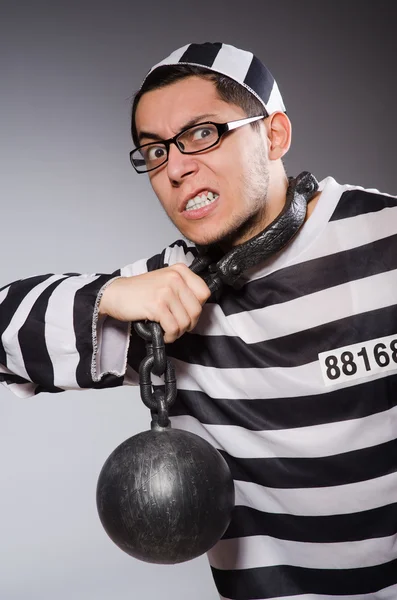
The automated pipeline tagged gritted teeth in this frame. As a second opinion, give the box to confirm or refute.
[185,191,219,211]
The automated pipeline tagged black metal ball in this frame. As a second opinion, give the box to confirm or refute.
[96,427,235,564]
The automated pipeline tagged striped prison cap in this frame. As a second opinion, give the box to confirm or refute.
[142,42,286,115]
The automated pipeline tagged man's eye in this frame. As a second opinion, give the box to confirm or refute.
[192,128,212,140]
[146,146,166,161]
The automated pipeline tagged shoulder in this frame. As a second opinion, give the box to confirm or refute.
[321,177,397,222]
[119,239,198,277]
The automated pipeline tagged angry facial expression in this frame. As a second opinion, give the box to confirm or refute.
[135,76,271,247]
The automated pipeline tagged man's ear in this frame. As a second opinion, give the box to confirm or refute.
[266,112,292,160]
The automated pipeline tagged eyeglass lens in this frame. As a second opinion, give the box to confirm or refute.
[131,123,219,172]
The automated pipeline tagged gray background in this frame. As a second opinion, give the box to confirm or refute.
[0,1,396,598]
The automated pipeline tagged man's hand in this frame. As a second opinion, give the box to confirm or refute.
[99,264,211,343]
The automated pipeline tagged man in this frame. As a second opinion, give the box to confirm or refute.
[1,42,397,598]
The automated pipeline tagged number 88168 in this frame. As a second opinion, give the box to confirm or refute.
[319,336,397,386]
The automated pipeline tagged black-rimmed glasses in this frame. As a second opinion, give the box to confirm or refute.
[130,115,265,174]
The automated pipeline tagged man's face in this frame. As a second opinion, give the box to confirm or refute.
[135,76,270,247]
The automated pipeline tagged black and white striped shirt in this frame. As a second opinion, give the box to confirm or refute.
[1,176,397,598]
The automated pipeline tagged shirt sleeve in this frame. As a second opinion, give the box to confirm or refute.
[0,271,128,398]
[0,239,197,398]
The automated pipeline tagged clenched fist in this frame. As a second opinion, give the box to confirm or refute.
[99,263,211,343]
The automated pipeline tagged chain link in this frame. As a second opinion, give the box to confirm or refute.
[133,321,177,428]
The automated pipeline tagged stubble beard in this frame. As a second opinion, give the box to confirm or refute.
[185,149,270,251]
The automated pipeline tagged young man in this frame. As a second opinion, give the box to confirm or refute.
[1,42,397,598]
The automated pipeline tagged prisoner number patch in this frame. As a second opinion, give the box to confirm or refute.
[319,333,397,386]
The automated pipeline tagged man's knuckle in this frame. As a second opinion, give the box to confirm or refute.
[167,270,183,285]
[192,306,202,319]
[169,324,180,338]
[182,316,191,330]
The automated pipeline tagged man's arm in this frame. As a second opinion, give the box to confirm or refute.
[0,271,126,397]
[0,262,210,398]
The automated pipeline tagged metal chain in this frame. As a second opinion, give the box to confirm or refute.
[134,172,319,430]
[133,321,176,429]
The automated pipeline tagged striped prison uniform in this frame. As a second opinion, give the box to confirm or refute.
[1,176,397,599]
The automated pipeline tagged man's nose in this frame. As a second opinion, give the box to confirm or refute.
[166,143,198,184]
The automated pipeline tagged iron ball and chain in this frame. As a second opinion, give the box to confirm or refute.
[96,172,319,564]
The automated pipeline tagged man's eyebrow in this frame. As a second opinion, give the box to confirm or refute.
[181,113,219,131]
[137,113,219,144]
[137,130,163,144]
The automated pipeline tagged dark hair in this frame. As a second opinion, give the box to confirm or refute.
[130,64,267,147]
